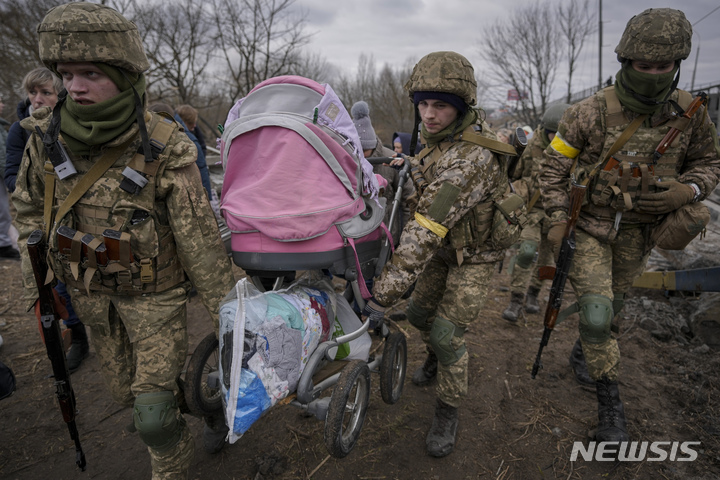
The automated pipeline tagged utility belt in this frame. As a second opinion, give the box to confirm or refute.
[55,225,185,295]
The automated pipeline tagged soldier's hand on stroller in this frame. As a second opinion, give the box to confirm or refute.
[361,297,386,329]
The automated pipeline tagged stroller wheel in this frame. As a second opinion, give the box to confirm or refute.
[324,360,370,458]
[379,332,407,405]
[185,332,223,416]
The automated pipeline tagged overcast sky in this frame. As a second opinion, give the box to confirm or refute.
[292,0,720,108]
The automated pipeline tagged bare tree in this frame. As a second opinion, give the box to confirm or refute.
[210,0,311,103]
[130,0,215,104]
[0,0,65,116]
[557,0,597,103]
[480,2,561,127]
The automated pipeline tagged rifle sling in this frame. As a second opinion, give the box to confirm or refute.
[527,188,542,211]
[572,113,648,186]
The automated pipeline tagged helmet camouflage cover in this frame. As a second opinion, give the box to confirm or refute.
[614,8,692,62]
[541,103,571,132]
[404,51,477,106]
[38,2,149,73]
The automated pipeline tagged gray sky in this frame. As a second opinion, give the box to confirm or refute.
[293,0,720,107]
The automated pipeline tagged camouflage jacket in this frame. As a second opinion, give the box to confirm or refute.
[373,121,506,307]
[540,87,720,238]
[13,107,234,324]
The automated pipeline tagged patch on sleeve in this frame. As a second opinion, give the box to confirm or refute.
[427,181,461,222]
[550,133,580,159]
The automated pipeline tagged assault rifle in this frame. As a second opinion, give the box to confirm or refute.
[506,126,528,179]
[531,182,586,379]
[27,229,87,471]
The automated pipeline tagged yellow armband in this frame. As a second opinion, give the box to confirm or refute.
[415,212,449,238]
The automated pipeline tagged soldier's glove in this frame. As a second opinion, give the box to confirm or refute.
[636,181,695,215]
[361,297,386,329]
[34,290,69,345]
[547,222,566,260]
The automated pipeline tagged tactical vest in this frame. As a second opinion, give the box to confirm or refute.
[415,125,526,257]
[46,112,187,295]
[583,87,694,224]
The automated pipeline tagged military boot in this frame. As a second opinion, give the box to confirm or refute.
[66,322,89,373]
[203,413,229,454]
[426,398,459,457]
[569,338,594,387]
[524,286,541,314]
[502,292,524,323]
[595,377,629,444]
[412,351,438,386]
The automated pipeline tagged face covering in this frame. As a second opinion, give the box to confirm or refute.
[59,64,145,156]
[614,62,679,115]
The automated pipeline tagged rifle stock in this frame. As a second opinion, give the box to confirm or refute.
[531,182,586,379]
[27,230,87,471]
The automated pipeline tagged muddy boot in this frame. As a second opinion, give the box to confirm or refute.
[502,292,524,323]
[524,286,541,314]
[595,377,629,445]
[569,338,594,387]
[426,399,458,457]
[66,322,89,373]
[412,351,438,386]
[203,413,229,454]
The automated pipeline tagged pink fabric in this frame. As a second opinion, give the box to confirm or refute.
[221,126,365,241]
[249,75,326,96]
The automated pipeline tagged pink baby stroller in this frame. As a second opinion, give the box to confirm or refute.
[184,76,409,458]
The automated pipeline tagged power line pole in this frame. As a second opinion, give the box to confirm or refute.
[598,0,602,91]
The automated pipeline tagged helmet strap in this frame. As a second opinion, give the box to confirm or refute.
[120,70,152,163]
[409,106,421,156]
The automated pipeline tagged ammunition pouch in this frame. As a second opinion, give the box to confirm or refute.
[447,188,527,256]
[54,228,185,296]
[650,201,710,250]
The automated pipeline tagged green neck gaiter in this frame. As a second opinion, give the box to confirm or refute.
[422,108,478,146]
[614,63,679,115]
[60,66,145,156]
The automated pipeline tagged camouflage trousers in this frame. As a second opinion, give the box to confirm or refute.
[409,252,496,408]
[568,227,650,381]
[70,286,194,480]
[510,208,554,294]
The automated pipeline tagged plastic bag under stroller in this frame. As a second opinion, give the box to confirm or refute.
[218,274,371,442]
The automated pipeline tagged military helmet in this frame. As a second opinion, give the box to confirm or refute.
[38,2,149,73]
[404,51,477,107]
[541,103,571,132]
[614,8,692,63]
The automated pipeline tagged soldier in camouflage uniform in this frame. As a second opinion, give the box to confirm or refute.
[362,51,516,457]
[502,104,569,322]
[12,4,235,478]
[540,8,720,446]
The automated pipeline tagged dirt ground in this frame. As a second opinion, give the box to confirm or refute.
[2,244,720,480]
